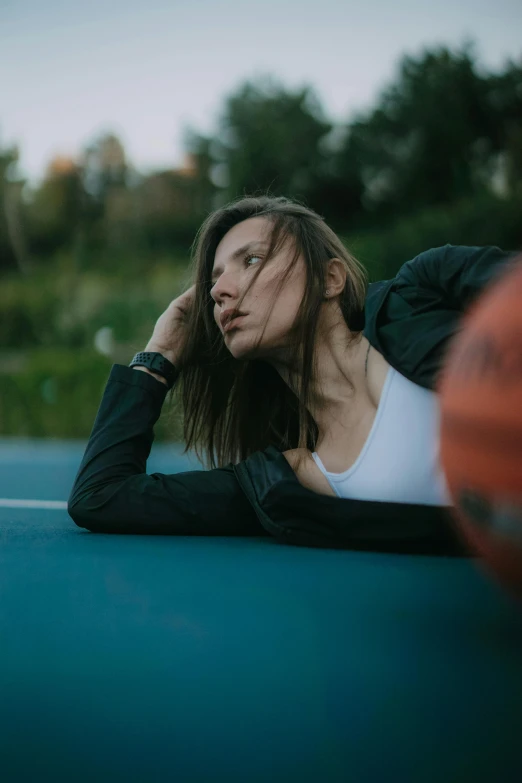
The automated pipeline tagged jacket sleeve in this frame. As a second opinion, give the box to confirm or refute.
[67,364,268,537]
[395,244,517,312]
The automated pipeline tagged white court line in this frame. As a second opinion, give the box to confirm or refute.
[0,499,67,510]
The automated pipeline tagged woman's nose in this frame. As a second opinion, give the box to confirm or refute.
[212,274,239,302]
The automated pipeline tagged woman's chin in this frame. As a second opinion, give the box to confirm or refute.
[225,334,260,360]
[228,345,255,361]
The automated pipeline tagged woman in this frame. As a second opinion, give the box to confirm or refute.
[68,196,515,553]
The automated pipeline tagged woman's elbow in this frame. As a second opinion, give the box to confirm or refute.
[67,498,103,532]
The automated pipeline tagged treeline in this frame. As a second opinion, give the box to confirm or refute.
[1,43,522,440]
[1,44,521,280]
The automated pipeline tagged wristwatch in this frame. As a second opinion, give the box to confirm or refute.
[129,352,180,389]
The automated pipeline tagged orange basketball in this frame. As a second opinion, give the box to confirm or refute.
[438,255,522,601]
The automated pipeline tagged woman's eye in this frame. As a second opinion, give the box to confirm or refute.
[210,254,263,287]
[246,254,262,267]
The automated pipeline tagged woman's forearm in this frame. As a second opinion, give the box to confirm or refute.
[67,363,263,537]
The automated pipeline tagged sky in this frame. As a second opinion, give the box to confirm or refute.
[1,0,521,186]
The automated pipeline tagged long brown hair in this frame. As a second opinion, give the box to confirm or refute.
[173,195,368,472]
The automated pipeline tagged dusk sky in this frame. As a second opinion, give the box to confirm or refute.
[1,0,521,186]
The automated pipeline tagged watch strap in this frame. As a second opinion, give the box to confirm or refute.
[129,352,179,389]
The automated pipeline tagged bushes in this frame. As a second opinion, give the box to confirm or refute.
[0,257,189,439]
[0,348,112,438]
[345,191,522,281]
[0,347,183,440]
[0,276,63,349]
[0,258,190,350]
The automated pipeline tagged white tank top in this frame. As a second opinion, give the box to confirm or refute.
[311,366,451,506]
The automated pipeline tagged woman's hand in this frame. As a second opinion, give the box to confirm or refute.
[145,284,196,367]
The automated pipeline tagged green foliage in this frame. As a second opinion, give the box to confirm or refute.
[345,190,522,281]
[27,166,84,253]
[348,47,490,211]
[0,349,112,438]
[0,143,31,275]
[0,347,183,440]
[0,257,190,350]
[0,273,63,348]
[345,46,522,217]
[215,77,332,202]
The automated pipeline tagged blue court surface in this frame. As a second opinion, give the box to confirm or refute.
[1,437,521,783]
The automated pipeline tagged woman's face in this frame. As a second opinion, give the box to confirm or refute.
[210,216,307,362]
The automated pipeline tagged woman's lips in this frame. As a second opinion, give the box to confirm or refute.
[224,315,247,333]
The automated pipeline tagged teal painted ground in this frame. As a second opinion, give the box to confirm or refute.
[0,438,521,783]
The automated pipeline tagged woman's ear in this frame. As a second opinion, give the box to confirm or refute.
[325,258,347,296]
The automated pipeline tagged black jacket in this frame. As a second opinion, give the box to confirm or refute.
[68,244,516,555]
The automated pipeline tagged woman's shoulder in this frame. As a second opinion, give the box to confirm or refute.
[282,449,337,497]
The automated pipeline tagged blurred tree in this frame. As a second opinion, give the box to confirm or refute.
[131,138,216,253]
[78,133,129,252]
[345,45,498,215]
[137,160,208,251]
[305,125,366,231]
[4,46,520,280]
[81,132,128,201]
[485,58,522,194]
[207,77,333,206]
[0,142,30,275]
[26,156,84,256]
[183,130,218,212]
